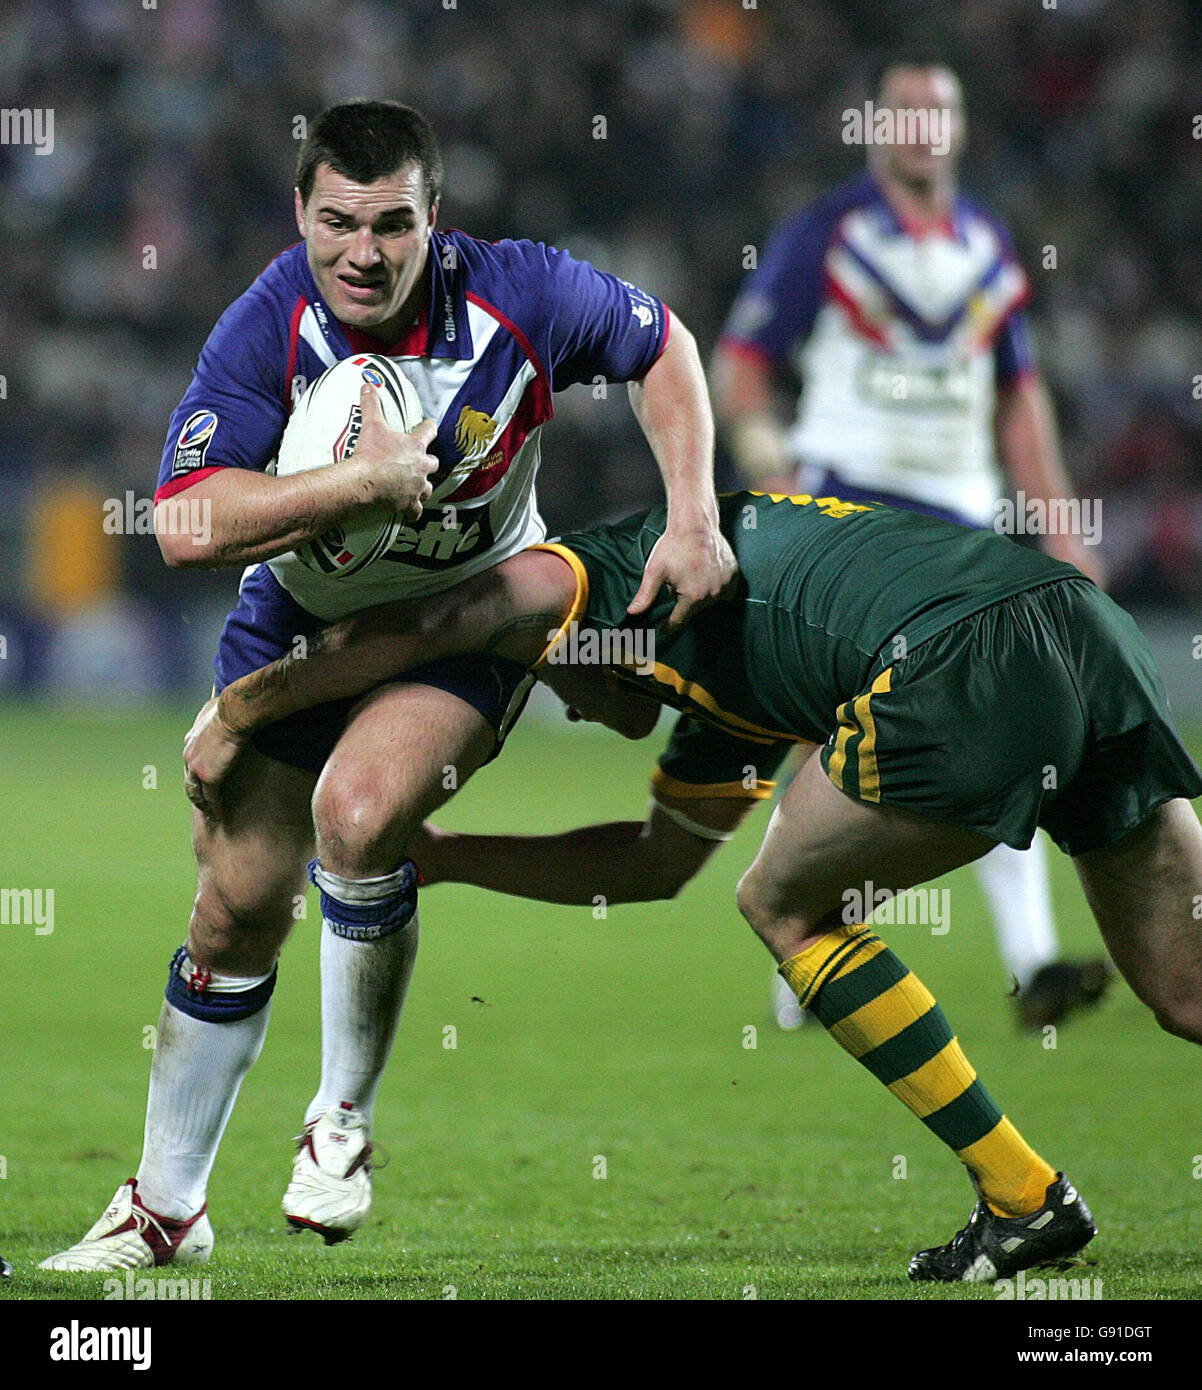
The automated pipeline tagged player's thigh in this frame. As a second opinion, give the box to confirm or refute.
[313,680,497,875]
[737,748,996,960]
[1073,798,1202,1029]
[190,745,317,972]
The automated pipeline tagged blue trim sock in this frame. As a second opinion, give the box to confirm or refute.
[305,860,420,1127]
[308,858,417,940]
[165,946,277,1021]
[137,947,278,1220]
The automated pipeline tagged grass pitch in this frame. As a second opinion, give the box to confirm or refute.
[1,703,1199,1300]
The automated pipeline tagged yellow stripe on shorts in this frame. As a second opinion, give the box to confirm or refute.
[827,713,855,791]
[855,667,892,803]
[827,667,892,799]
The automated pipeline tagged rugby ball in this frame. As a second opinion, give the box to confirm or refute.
[269,353,423,580]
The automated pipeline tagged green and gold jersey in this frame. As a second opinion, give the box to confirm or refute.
[546,491,1084,801]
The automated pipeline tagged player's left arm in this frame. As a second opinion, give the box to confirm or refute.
[183,548,577,816]
[523,242,735,631]
[995,374,1105,586]
[993,307,1106,586]
[626,314,737,633]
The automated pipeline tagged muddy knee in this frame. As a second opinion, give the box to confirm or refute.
[312,779,414,879]
[187,875,296,975]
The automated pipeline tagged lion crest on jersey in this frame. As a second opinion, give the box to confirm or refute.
[454,406,498,462]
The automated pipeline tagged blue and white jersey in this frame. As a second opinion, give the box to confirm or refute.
[720,174,1033,526]
[157,232,668,616]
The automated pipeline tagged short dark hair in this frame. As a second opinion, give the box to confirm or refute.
[868,55,960,104]
[296,100,443,211]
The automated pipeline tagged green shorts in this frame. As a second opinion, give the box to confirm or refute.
[819,578,1202,856]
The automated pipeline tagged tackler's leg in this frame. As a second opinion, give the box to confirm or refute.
[1073,799,1202,1046]
[735,753,1096,1281]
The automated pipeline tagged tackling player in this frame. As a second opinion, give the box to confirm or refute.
[182,489,1202,1282]
[43,100,734,1272]
[712,60,1107,1030]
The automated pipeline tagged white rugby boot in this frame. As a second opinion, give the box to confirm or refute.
[282,1102,373,1244]
[40,1179,212,1271]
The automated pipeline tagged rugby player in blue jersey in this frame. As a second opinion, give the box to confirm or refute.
[44,101,734,1271]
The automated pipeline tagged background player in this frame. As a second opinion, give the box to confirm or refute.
[43,100,734,1272]
[711,59,1108,1031]
[181,490,1202,1281]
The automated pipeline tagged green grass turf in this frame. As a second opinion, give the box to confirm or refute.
[1,702,1199,1300]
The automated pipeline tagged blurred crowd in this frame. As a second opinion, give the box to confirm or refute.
[1,0,1199,692]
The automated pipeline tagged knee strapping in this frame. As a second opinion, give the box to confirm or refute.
[164,946,278,1022]
[308,859,417,942]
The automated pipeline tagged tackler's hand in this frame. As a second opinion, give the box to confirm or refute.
[627,522,737,636]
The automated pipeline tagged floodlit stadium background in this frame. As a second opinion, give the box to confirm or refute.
[3,0,1202,1307]
[0,0,1198,709]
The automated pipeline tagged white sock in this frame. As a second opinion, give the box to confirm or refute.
[974,838,1058,988]
[136,966,273,1221]
[306,864,420,1129]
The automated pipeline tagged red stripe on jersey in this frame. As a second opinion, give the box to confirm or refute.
[443,374,553,504]
[897,211,956,241]
[343,312,428,358]
[823,270,891,348]
[282,296,306,409]
[154,465,224,503]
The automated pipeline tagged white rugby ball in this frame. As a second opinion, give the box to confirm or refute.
[270,353,423,579]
